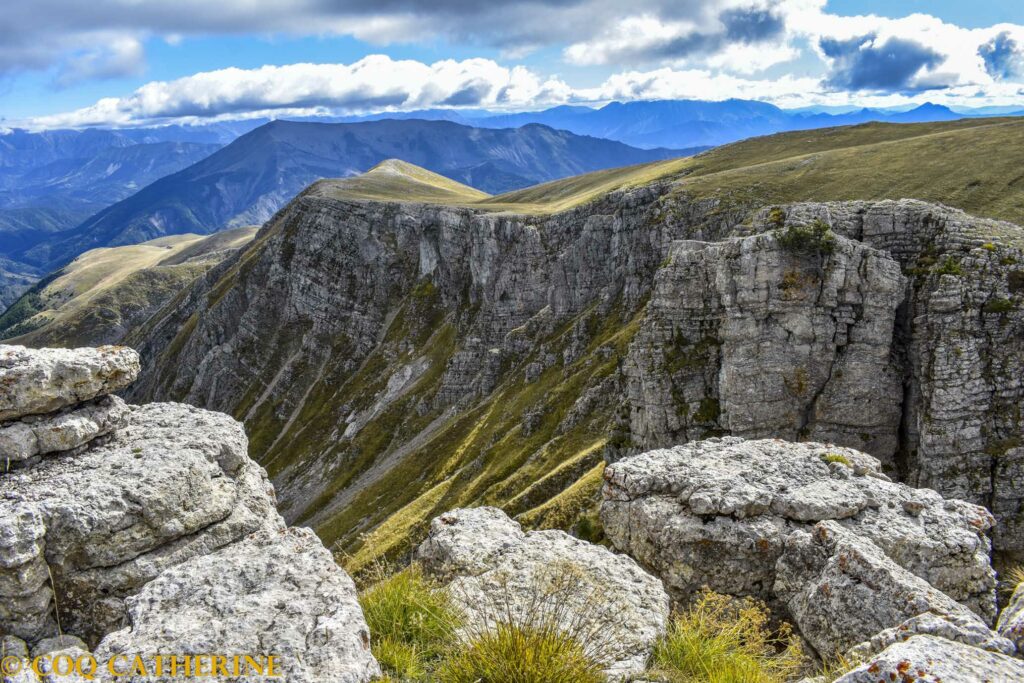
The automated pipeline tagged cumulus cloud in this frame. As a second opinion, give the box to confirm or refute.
[564,2,790,67]
[819,34,946,91]
[26,56,572,128]
[980,31,1024,80]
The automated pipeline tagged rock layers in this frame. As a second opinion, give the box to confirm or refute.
[0,344,379,682]
[601,437,997,620]
[123,190,1024,566]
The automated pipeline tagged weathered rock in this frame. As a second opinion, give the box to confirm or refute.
[94,528,380,683]
[0,346,139,422]
[997,582,1024,653]
[416,507,669,679]
[0,396,129,462]
[775,522,1013,659]
[848,611,1016,660]
[834,635,1024,683]
[601,438,997,622]
[0,402,281,644]
[415,506,526,580]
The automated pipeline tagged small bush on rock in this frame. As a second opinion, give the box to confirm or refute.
[775,219,836,256]
[649,590,804,683]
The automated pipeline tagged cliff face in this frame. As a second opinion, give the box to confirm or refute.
[126,180,1024,565]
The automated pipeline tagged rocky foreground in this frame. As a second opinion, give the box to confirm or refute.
[2,344,1024,682]
[1,345,379,682]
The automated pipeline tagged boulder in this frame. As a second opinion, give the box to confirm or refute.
[0,396,129,462]
[1,402,280,644]
[834,635,1024,683]
[2,344,380,683]
[998,582,1024,653]
[94,528,380,683]
[416,507,669,679]
[774,522,1014,659]
[0,346,139,422]
[601,437,997,621]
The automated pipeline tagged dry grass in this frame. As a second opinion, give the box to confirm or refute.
[648,590,804,683]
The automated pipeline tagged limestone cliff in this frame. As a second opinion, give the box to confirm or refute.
[125,174,1024,566]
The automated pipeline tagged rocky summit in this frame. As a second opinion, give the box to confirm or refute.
[0,344,380,682]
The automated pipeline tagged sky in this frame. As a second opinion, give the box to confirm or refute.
[1,0,1023,129]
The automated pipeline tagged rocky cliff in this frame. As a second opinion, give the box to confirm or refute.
[0,345,379,682]
[124,169,1024,568]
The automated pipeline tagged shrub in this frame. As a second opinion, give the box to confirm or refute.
[649,590,804,683]
[767,207,786,229]
[1009,270,1024,294]
[821,452,851,467]
[775,219,836,256]
[358,564,462,679]
[983,297,1015,314]
[934,255,963,276]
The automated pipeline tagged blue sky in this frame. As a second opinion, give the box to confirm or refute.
[2,0,1022,129]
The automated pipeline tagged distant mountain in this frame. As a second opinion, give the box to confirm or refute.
[456,99,1017,150]
[19,119,692,271]
[0,128,223,305]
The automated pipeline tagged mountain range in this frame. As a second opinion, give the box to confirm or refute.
[10,119,687,274]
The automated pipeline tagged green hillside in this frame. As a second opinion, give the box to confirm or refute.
[0,227,257,346]
[317,118,1024,228]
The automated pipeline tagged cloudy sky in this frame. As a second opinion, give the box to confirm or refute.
[2,0,1023,129]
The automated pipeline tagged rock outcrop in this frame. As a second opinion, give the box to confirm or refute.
[0,345,379,682]
[122,189,1024,567]
[833,635,1024,683]
[416,507,670,679]
[774,521,1014,659]
[998,582,1024,653]
[601,438,997,621]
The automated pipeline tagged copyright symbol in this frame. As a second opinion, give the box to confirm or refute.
[1,655,22,676]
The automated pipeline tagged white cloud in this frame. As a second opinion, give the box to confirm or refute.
[24,56,573,129]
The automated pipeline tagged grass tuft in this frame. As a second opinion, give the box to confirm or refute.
[358,563,462,679]
[820,452,851,467]
[435,622,605,683]
[649,590,804,683]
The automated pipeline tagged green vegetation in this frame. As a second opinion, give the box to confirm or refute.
[435,623,604,683]
[775,219,836,256]
[358,564,461,679]
[934,255,963,276]
[821,452,851,467]
[649,590,804,683]
[358,562,611,682]
[983,297,1016,314]
[0,227,257,346]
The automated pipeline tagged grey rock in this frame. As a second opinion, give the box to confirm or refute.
[0,402,281,644]
[416,507,669,679]
[833,635,1024,683]
[31,635,88,657]
[848,611,1016,660]
[997,582,1024,653]
[415,506,526,580]
[601,438,997,622]
[0,345,139,422]
[93,528,380,683]
[0,396,129,462]
[774,521,1013,659]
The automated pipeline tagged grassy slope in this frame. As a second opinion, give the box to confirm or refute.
[320,118,1024,228]
[0,227,257,345]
